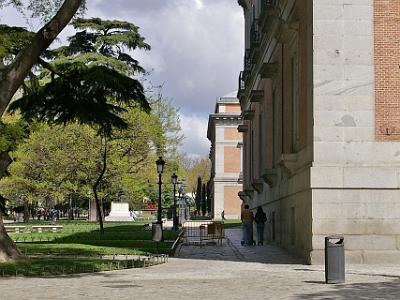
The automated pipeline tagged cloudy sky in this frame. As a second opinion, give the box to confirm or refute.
[1,0,244,157]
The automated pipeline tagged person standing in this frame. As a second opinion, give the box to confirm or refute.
[241,204,254,246]
[221,210,225,220]
[254,206,267,245]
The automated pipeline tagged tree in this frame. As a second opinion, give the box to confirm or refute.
[201,183,206,216]
[195,177,201,215]
[0,0,84,262]
[206,180,212,215]
[149,94,183,158]
[183,156,211,196]
[8,18,150,235]
[0,115,32,261]
[0,0,84,117]
[0,16,150,260]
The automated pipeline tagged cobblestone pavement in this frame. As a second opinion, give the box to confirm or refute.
[1,228,400,299]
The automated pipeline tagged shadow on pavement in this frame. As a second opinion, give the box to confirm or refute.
[176,228,304,265]
[295,279,400,299]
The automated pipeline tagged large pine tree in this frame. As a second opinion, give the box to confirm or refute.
[0,17,150,260]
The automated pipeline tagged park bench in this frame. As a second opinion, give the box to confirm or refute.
[199,221,224,246]
[31,225,64,233]
[4,226,26,233]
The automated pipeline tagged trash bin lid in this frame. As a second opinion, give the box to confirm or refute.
[325,236,344,240]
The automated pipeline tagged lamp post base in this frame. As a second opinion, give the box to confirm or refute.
[152,222,163,242]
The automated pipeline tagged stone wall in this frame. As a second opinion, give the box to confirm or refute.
[311,0,400,264]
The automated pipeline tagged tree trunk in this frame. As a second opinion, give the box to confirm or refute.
[0,0,83,117]
[23,203,29,223]
[0,214,24,262]
[92,135,108,235]
[89,198,97,222]
[0,152,25,262]
[68,196,74,220]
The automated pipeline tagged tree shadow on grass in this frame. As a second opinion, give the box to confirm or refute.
[295,279,400,299]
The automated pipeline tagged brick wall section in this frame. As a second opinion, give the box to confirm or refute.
[374,0,400,141]
[224,128,242,140]
[224,146,241,173]
[224,186,242,215]
[225,103,242,113]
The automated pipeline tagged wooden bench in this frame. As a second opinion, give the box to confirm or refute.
[32,225,64,233]
[4,226,26,233]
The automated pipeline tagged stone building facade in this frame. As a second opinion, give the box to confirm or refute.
[237,0,400,264]
[207,92,243,220]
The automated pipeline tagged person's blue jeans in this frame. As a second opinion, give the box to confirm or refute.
[256,223,265,245]
[242,221,253,245]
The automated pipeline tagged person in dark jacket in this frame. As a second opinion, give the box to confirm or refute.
[254,206,267,245]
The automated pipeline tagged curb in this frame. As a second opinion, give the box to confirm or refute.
[169,229,184,257]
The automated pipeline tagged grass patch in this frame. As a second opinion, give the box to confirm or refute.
[223,220,242,229]
[3,221,178,276]
[10,229,178,243]
[8,222,179,244]
[18,240,173,256]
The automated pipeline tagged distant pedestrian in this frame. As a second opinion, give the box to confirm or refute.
[241,204,254,246]
[221,210,225,220]
[254,206,267,245]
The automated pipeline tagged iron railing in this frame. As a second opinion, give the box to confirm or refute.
[238,71,249,96]
[260,0,277,12]
[244,49,251,72]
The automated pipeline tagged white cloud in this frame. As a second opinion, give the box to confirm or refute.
[194,0,204,10]
[0,0,243,158]
[88,0,244,116]
[180,114,210,158]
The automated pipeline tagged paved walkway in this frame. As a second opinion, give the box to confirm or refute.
[1,228,400,299]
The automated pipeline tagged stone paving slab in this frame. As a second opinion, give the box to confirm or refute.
[1,228,400,299]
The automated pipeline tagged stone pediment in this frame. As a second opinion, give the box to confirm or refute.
[260,63,278,79]
[250,90,264,103]
[251,178,264,193]
[237,124,248,133]
[262,169,278,187]
[278,153,298,177]
[243,110,255,120]
[238,191,247,201]
[244,188,254,199]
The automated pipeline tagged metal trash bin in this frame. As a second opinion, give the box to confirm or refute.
[152,222,163,242]
[325,236,345,284]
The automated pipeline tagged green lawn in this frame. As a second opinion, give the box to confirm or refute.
[18,240,173,256]
[223,219,242,229]
[1,221,178,276]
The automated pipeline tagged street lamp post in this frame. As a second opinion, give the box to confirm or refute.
[171,173,178,230]
[178,181,184,224]
[156,157,165,224]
